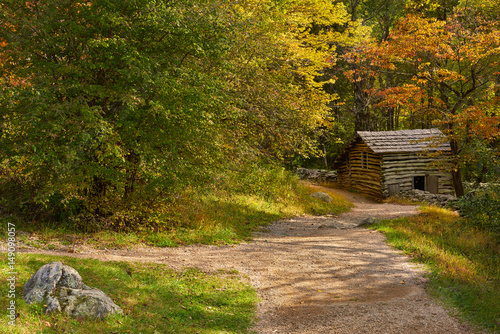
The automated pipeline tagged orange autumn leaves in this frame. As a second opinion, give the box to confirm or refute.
[1,35,29,87]
[344,10,500,141]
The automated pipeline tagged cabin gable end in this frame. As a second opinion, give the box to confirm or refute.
[333,129,454,198]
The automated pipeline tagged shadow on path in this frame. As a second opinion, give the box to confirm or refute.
[11,185,474,333]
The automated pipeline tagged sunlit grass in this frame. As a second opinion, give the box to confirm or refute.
[0,254,258,334]
[371,206,500,331]
[7,179,352,249]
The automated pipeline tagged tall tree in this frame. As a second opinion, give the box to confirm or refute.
[354,9,500,195]
[222,0,356,164]
[331,0,405,134]
[1,0,235,213]
[0,0,351,222]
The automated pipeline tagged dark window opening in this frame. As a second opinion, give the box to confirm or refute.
[414,176,425,191]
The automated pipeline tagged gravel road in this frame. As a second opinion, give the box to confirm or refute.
[9,186,479,333]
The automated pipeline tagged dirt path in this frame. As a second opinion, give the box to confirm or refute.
[12,186,476,333]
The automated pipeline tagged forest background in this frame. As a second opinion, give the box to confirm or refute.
[1,0,499,233]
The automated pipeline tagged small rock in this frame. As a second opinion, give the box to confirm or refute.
[23,262,123,319]
[296,168,337,182]
[357,218,376,227]
[311,191,333,203]
[397,189,457,207]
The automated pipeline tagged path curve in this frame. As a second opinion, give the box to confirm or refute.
[12,186,476,333]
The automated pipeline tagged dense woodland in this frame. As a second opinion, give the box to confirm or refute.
[1,0,499,228]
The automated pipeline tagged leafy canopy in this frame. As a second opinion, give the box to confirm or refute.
[0,0,352,226]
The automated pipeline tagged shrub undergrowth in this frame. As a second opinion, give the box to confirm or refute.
[455,183,500,238]
[1,165,352,248]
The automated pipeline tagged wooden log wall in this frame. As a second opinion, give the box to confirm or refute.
[336,141,383,198]
[381,153,454,196]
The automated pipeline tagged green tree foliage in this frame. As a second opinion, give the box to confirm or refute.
[221,0,353,161]
[0,0,350,226]
[456,184,500,238]
[287,0,372,166]
[459,0,500,19]
[1,0,233,220]
[405,0,459,19]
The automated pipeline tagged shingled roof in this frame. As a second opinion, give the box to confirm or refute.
[333,129,450,168]
[357,128,451,153]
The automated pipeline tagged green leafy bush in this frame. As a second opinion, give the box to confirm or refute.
[1,0,342,228]
[456,184,500,237]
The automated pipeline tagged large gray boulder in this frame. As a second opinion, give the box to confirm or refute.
[23,262,123,319]
[311,191,333,203]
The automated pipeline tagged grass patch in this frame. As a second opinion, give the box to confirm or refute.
[383,196,424,206]
[0,253,258,333]
[371,206,500,332]
[3,177,352,249]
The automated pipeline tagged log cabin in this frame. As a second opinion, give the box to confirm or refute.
[333,129,454,198]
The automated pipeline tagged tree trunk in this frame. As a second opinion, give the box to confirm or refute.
[496,74,500,98]
[386,107,394,131]
[475,165,488,185]
[321,141,328,168]
[450,138,465,197]
[384,73,395,130]
[353,76,371,131]
[124,151,140,199]
[451,169,464,197]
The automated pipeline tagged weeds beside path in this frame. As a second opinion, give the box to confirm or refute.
[3,185,482,333]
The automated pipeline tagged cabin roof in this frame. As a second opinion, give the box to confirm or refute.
[357,128,451,154]
[333,129,451,168]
